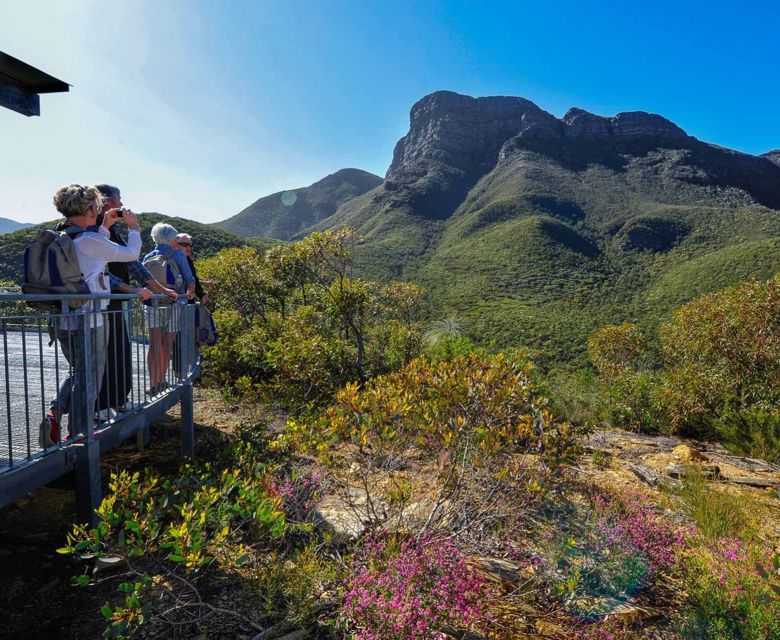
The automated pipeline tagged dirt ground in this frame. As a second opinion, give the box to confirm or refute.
[0,387,266,640]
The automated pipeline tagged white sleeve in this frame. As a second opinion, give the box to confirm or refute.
[79,229,142,263]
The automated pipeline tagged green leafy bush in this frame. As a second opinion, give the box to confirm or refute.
[582,274,780,441]
[681,540,780,639]
[57,438,302,638]
[659,274,780,435]
[587,323,663,433]
[715,407,780,464]
[199,228,425,406]
[284,353,578,534]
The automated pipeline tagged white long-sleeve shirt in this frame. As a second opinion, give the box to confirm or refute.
[60,226,141,330]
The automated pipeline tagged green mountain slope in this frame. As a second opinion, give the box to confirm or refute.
[0,213,260,283]
[316,92,780,367]
[216,168,382,239]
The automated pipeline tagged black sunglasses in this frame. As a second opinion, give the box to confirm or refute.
[178,242,191,247]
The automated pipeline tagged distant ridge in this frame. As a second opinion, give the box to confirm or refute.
[762,150,780,167]
[215,168,382,239]
[0,216,32,235]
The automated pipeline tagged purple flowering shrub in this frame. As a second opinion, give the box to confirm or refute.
[681,538,780,639]
[342,534,488,640]
[272,469,321,524]
[526,485,690,618]
[590,486,692,574]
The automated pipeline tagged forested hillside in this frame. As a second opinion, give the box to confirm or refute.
[304,91,780,366]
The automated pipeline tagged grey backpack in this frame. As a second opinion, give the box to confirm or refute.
[143,253,183,306]
[22,226,90,311]
[196,303,218,346]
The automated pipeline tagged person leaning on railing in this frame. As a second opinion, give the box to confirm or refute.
[40,185,142,448]
[142,223,196,396]
[172,232,207,380]
[92,184,178,420]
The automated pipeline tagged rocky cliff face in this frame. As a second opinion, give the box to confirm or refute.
[382,91,780,214]
[561,107,689,142]
[388,91,692,182]
[387,91,560,179]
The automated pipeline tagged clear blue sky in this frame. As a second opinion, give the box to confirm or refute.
[2,0,779,223]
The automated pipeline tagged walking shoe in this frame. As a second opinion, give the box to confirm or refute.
[38,412,60,449]
[97,409,116,423]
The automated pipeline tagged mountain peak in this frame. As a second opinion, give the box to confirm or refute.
[0,216,33,235]
[388,91,559,180]
[215,168,382,239]
[563,107,688,141]
[315,168,382,189]
[389,92,693,183]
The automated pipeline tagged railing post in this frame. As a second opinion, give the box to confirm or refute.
[180,304,195,460]
[74,312,101,526]
[126,298,150,450]
[181,381,194,460]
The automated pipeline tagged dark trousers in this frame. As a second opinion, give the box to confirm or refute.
[97,305,132,411]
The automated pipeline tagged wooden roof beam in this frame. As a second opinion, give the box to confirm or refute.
[0,77,40,116]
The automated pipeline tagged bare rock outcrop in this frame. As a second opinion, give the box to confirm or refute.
[387,91,561,180]
[562,107,688,142]
[387,92,693,184]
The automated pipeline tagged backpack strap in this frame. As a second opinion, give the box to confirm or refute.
[61,224,84,239]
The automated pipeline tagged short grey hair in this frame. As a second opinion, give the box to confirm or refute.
[176,233,192,243]
[151,222,179,246]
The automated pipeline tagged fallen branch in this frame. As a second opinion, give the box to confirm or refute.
[276,627,315,640]
[440,625,490,640]
[249,599,337,640]
[629,463,662,487]
[158,601,265,633]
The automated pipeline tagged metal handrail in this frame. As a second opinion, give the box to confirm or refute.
[0,292,170,301]
[0,293,199,524]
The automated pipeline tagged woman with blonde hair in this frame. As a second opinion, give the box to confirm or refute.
[40,184,142,447]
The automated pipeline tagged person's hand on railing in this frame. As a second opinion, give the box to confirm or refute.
[186,284,196,301]
[136,287,153,302]
[162,287,179,301]
[201,293,209,305]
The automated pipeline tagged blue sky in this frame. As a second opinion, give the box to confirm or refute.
[2,0,779,224]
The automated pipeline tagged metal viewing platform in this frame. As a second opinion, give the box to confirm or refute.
[0,293,199,524]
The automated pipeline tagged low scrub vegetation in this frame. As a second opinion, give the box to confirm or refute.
[52,233,780,639]
[577,274,780,460]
